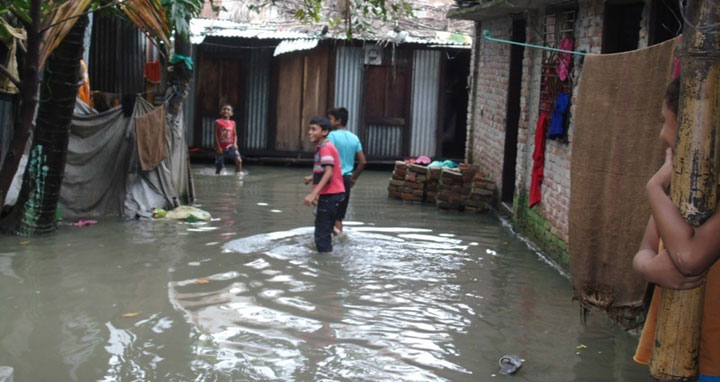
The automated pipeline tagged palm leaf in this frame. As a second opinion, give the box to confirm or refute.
[120,0,170,53]
[38,0,92,70]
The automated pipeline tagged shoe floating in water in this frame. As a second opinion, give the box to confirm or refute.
[498,354,523,375]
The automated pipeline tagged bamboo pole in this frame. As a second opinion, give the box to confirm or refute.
[650,1,720,380]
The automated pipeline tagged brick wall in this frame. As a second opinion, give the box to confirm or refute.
[514,1,606,266]
[468,0,656,268]
[468,18,513,186]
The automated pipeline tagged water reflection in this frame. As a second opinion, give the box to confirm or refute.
[0,166,648,381]
[166,224,475,381]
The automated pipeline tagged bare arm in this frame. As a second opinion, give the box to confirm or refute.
[351,150,366,187]
[304,165,333,205]
[632,216,705,289]
[214,121,222,153]
[647,148,720,276]
[232,123,238,149]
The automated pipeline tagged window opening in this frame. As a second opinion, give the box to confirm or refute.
[603,2,644,54]
[539,8,576,116]
[649,0,683,45]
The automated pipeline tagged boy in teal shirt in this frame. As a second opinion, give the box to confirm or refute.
[328,107,366,234]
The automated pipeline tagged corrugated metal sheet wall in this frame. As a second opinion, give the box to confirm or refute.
[89,16,145,95]
[365,124,402,157]
[202,117,215,148]
[334,46,363,134]
[245,49,272,150]
[410,50,441,157]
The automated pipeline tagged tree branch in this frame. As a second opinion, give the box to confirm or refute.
[0,63,20,89]
[40,0,131,32]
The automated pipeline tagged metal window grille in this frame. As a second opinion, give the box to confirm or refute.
[539,8,576,114]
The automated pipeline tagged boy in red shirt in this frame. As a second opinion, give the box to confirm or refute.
[214,104,242,174]
[303,116,345,253]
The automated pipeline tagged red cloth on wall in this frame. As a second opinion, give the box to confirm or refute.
[144,60,162,83]
[529,112,550,207]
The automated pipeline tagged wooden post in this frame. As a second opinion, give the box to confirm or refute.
[650,1,720,380]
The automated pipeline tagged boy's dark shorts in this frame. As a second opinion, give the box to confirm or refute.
[337,174,353,221]
[215,147,241,170]
[314,193,344,252]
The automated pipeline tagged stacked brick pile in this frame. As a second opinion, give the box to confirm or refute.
[436,168,466,210]
[401,164,428,202]
[425,167,442,202]
[387,161,407,199]
[465,172,494,213]
[390,162,495,214]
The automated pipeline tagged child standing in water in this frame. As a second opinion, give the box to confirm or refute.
[214,104,243,175]
[328,107,366,235]
[303,116,345,254]
[633,77,720,380]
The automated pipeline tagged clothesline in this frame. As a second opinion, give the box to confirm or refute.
[481,30,587,56]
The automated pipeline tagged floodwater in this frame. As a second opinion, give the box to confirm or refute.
[0,165,647,381]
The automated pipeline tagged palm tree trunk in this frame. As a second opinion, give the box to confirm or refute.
[0,14,88,235]
[650,1,720,379]
[0,0,43,210]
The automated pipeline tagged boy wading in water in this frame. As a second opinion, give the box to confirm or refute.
[214,104,243,175]
[303,117,345,254]
[328,107,366,235]
[633,77,720,380]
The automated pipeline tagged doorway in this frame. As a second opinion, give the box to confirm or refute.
[501,18,526,204]
[361,49,411,159]
[440,50,470,160]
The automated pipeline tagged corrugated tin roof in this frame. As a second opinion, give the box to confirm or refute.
[190,18,309,44]
[273,39,319,56]
[191,18,471,48]
[448,0,568,21]
[405,31,472,47]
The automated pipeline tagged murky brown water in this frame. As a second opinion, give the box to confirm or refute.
[0,165,647,381]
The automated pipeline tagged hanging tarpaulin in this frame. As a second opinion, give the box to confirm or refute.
[273,38,319,57]
[58,97,190,219]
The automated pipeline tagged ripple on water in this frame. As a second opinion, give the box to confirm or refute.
[165,223,476,381]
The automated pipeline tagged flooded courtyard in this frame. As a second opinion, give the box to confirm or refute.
[0,165,646,381]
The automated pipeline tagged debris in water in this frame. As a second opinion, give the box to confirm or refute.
[498,354,523,375]
[122,312,140,318]
[576,344,587,349]
[195,279,209,284]
[73,219,98,227]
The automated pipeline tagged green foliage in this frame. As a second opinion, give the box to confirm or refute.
[0,0,30,36]
[248,0,414,39]
[0,0,205,42]
[162,0,202,40]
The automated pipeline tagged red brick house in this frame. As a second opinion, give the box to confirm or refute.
[449,0,681,266]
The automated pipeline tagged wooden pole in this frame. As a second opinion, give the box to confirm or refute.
[650,1,720,380]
